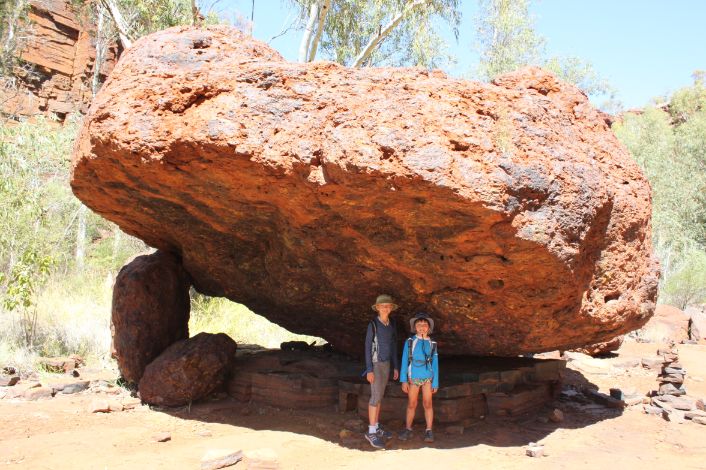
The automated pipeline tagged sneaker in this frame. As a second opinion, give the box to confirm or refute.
[364,432,385,449]
[397,428,413,441]
[376,424,393,440]
[424,429,435,443]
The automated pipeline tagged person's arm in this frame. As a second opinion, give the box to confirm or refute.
[432,343,439,390]
[364,322,373,374]
[399,339,408,383]
[392,320,399,374]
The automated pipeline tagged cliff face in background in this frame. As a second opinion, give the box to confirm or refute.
[1,0,120,120]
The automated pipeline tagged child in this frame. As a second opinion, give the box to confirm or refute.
[363,294,400,449]
[398,312,438,443]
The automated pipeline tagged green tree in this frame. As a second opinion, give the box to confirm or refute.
[474,0,613,103]
[291,0,461,68]
[613,75,706,304]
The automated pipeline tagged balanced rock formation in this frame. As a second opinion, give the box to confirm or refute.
[139,332,237,406]
[72,26,659,356]
[112,251,191,384]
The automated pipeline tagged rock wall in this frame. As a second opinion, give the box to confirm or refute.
[0,0,119,119]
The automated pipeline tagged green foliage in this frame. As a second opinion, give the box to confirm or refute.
[474,0,613,102]
[662,249,706,309]
[189,294,322,347]
[474,0,543,81]
[291,0,461,68]
[613,75,706,305]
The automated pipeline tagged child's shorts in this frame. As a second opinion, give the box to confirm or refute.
[410,377,432,386]
[369,361,390,406]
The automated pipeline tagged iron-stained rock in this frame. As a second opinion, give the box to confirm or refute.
[72,26,659,356]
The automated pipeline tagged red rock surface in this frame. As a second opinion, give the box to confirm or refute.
[138,332,237,406]
[0,0,119,119]
[637,304,690,343]
[72,26,659,356]
[112,251,191,384]
[573,335,624,356]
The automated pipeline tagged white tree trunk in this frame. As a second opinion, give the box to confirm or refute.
[298,2,319,63]
[352,0,429,67]
[101,0,133,49]
[307,0,330,62]
[75,204,87,272]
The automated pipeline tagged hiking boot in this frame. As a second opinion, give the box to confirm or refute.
[397,428,413,441]
[364,432,385,449]
[424,429,435,443]
[376,424,393,440]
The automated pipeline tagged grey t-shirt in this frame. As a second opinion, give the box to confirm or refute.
[364,317,399,374]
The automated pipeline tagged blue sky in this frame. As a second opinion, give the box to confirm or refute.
[214,1,705,109]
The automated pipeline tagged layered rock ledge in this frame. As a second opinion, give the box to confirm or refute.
[72,26,659,356]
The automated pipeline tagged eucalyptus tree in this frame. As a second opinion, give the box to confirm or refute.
[291,0,461,68]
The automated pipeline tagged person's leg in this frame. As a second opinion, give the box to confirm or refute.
[405,384,420,430]
[421,381,434,430]
[373,362,390,426]
[368,362,389,429]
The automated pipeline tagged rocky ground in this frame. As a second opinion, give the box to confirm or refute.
[1,340,705,469]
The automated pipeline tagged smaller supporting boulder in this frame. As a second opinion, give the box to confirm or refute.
[139,332,237,406]
[112,250,191,385]
[572,335,624,357]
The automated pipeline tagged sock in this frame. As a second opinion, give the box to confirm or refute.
[369,424,377,434]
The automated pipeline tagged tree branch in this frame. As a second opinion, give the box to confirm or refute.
[298,2,319,63]
[100,0,133,49]
[307,0,330,62]
[351,0,429,67]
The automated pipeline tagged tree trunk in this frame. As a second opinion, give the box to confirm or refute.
[352,0,429,67]
[307,0,330,62]
[101,0,133,49]
[298,2,319,63]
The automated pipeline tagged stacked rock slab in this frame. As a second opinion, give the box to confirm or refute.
[656,344,685,397]
[72,26,659,356]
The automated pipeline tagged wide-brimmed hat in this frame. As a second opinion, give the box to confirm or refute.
[409,312,434,334]
[371,294,399,312]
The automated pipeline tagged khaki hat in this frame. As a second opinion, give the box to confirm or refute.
[372,294,399,312]
[409,312,434,334]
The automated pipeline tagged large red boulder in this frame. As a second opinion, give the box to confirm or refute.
[72,26,659,356]
[139,332,237,406]
[112,250,191,384]
[636,304,690,343]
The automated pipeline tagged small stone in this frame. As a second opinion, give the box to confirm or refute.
[196,429,212,437]
[658,383,686,396]
[108,400,124,412]
[641,357,667,369]
[243,448,278,469]
[23,386,53,400]
[200,449,243,470]
[526,444,545,457]
[60,381,90,394]
[121,397,142,410]
[152,432,171,442]
[2,366,16,375]
[0,376,19,387]
[663,409,685,424]
[70,370,80,377]
[549,409,564,423]
[643,405,663,415]
[692,416,706,425]
[685,410,706,420]
[90,399,111,413]
[445,425,464,435]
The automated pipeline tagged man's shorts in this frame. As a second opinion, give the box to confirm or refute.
[369,361,390,406]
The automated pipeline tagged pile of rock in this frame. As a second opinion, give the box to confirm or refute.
[655,345,685,397]
[646,344,706,425]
